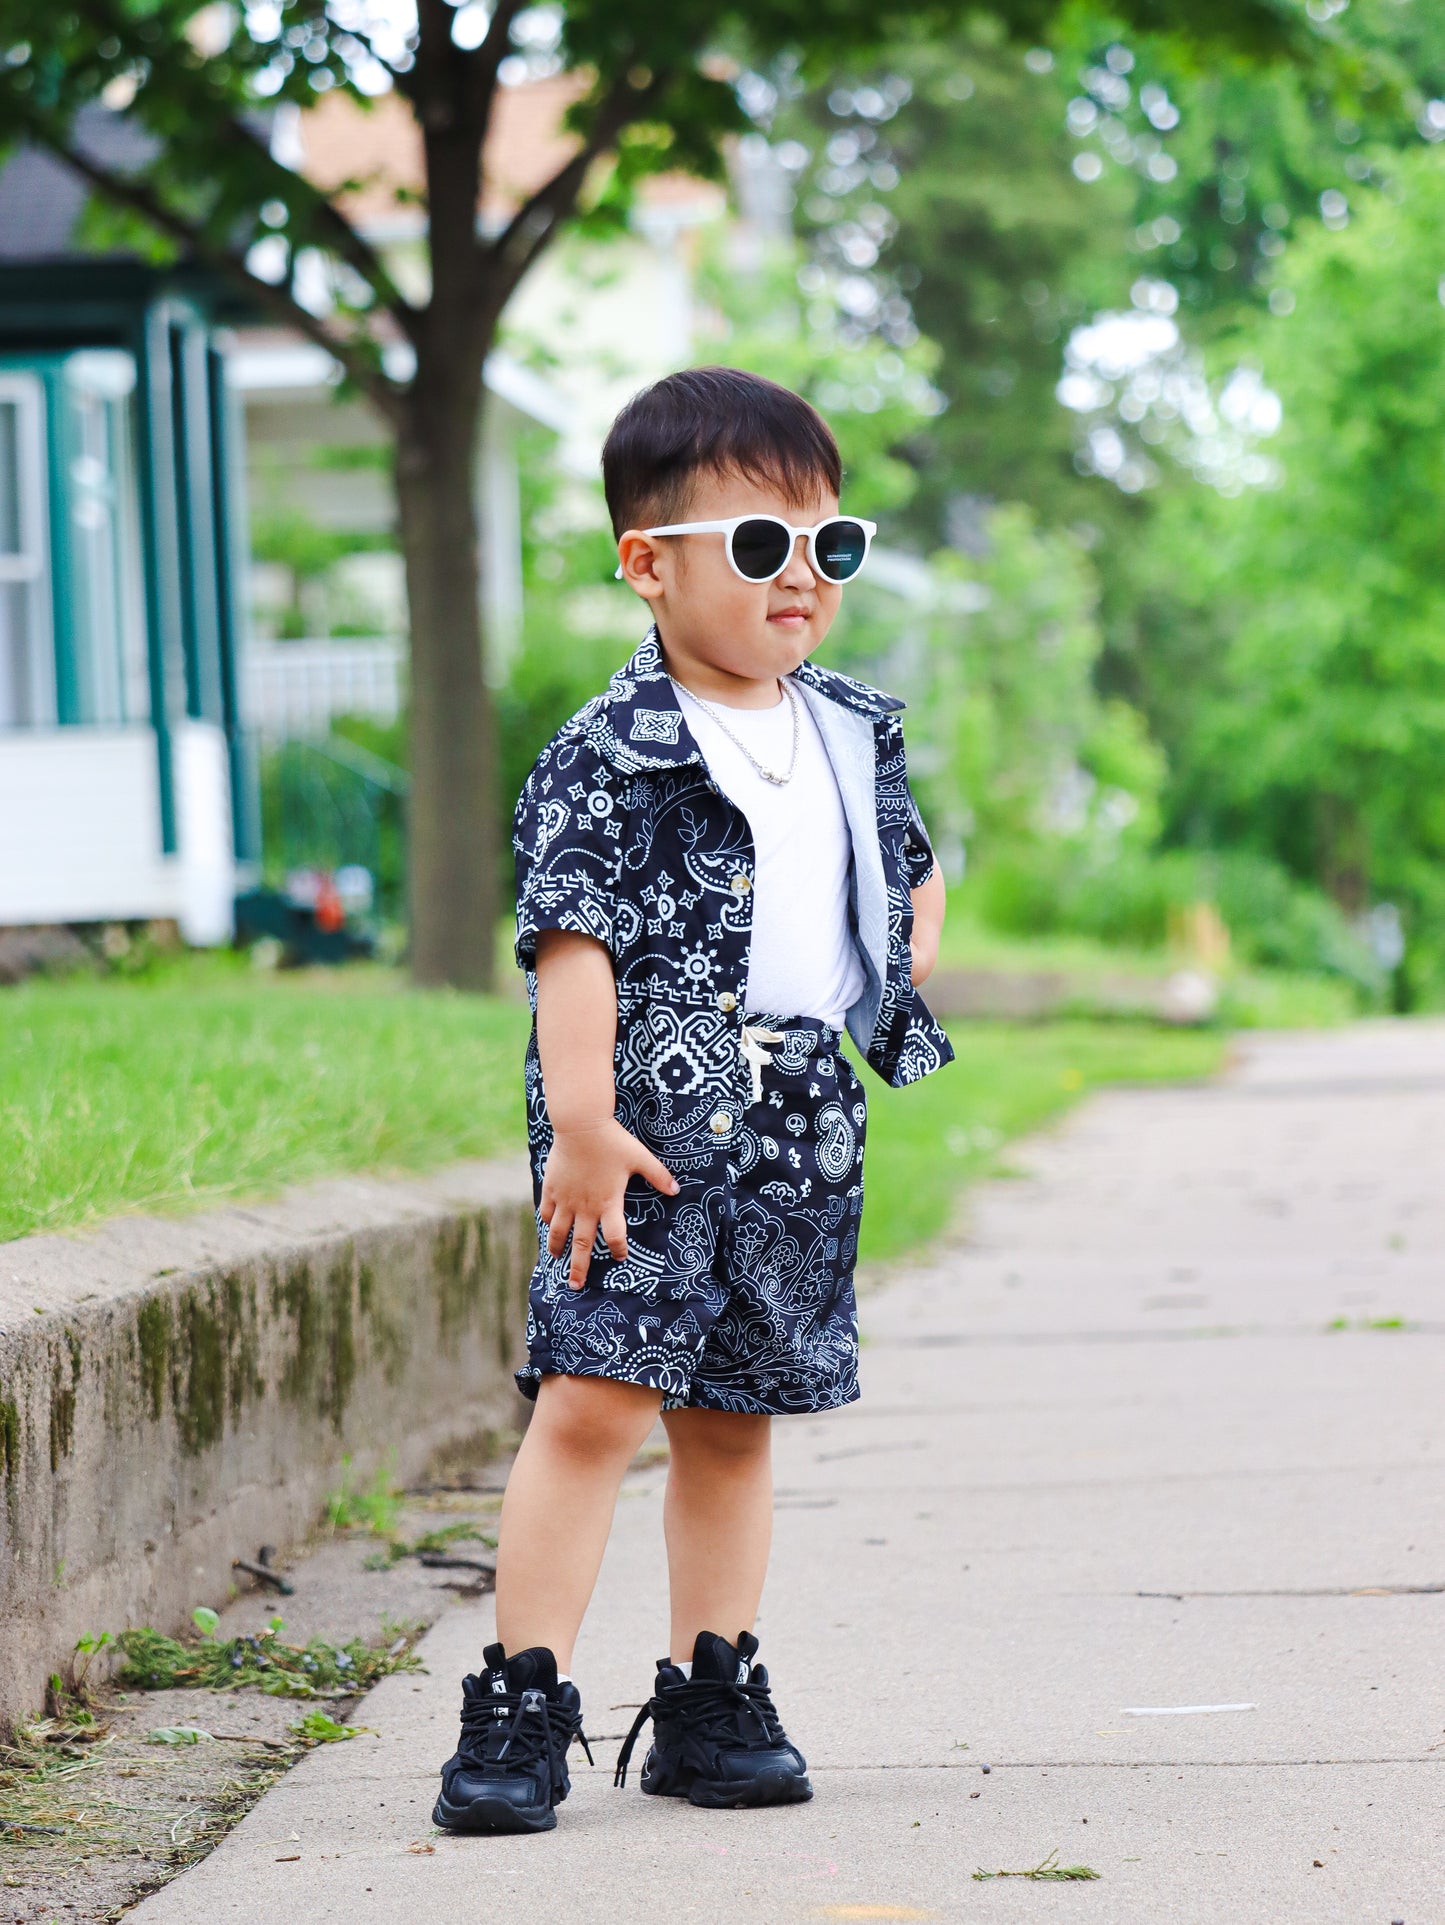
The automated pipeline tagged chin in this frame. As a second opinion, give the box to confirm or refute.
[761,621,812,657]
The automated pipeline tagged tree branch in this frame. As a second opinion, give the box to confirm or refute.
[223,110,420,340]
[79,0,419,338]
[464,0,529,127]
[487,65,668,299]
[17,110,406,425]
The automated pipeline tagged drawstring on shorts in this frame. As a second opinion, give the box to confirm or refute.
[738,1023,786,1107]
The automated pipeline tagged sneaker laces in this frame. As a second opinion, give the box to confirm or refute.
[458,1684,594,1783]
[613,1673,784,1788]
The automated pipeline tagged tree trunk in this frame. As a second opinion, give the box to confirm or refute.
[1316,793,1369,918]
[396,361,499,992]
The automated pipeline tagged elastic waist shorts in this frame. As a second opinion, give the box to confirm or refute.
[517,1013,866,1416]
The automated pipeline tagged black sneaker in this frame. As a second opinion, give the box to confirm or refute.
[614,1630,812,1808]
[433,1643,592,1834]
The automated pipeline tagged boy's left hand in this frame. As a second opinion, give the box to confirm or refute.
[909,868,946,986]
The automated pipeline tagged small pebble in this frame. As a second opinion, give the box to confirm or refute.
[981,1763,991,1774]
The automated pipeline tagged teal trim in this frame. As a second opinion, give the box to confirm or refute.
[170,319,225,723]
[135,307,182,853]
[38,361,77,723]
[182,325,223,723]
[207,343,259,861]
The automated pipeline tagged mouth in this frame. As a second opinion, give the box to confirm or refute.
[767,604,812,625]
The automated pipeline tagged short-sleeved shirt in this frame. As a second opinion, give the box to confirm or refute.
[512,627,953,1180]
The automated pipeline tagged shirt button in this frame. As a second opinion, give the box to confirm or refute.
[709,1110,733,1135]
[716,991,737,1012]
[730,873,751,895]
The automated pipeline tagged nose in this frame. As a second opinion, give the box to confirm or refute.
[776,535,815,591]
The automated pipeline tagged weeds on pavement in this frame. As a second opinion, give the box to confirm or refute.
[109,1607,423,1699]
[973,1851,1101,1882]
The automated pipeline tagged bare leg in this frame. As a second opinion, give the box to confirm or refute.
[494,1374,661,1670]
[661,1408,773,1662]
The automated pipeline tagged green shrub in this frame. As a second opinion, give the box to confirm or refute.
[972,843,1382,999]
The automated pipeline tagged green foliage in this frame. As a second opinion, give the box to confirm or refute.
[362,1520,495,1571]
[324,1457,403,1538]
[0,0,1304,358]
[771,4,1445,539]
[290,1710,367,1743]
[258,729,408,919]
[781,18,1136,532]
[693,235,946,520]
[821,503,1161,886]
[248,506,393,640]
[1131,147,1445,998]
[973,842,1381,994]
[108,1615,421,1699]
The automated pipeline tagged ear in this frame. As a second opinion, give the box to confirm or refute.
[616,530,666,601]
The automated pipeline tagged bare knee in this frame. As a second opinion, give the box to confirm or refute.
[532,1374,660,1464]
[664,1408,772,1469]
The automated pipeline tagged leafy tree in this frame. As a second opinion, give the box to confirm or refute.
[0,0,1307,987]
[1146,147,1445,997]
[771,3,1441,543]
[779,20,1137,536]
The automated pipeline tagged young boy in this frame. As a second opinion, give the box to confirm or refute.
[434,366,952,1836]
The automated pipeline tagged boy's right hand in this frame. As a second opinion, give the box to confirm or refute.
[540,1120,679,1289]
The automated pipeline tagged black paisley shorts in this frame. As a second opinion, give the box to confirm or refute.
[517,1015,866,1416]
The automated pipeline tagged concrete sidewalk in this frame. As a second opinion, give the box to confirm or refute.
[132,1022,1445,1924]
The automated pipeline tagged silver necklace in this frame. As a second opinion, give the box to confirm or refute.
[669,675,800,786]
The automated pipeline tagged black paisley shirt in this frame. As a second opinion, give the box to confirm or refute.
[512,627,954,1180]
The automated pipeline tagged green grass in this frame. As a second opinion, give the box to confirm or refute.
[852,1020,1226,1265]
[3,958,1223,1257]
[0,955,528,1242]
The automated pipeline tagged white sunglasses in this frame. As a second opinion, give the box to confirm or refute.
[616,513,877,585]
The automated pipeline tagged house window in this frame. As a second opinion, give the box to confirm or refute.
[62,351,149,726]
[0,372,55,729]
[0,353,149,730]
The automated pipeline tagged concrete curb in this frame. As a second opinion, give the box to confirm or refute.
[0,1157,535,1729]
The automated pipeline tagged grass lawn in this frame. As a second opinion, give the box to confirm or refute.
[1,956,1225,1251]
[0,957,530,1242]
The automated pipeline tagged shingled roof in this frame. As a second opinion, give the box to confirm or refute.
[0,104,158,260]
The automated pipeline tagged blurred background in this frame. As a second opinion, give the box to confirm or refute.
[3,0,1445,1241]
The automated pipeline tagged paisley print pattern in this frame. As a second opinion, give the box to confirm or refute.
[511,625,955,1413]
[519,1020,867,1414]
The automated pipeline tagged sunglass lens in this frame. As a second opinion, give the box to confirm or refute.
[730,518,792,581]
[814,520,869,582]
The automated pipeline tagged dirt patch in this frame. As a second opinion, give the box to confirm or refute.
[1,1461,510,1923]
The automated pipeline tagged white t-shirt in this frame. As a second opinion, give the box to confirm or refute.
[673,677,866,1029]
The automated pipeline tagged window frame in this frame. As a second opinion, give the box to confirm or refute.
[0,367,57,728]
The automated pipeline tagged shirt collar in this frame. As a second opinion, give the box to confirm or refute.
[594,626,904,773]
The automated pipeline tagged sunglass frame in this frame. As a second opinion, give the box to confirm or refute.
[637,513,878,585]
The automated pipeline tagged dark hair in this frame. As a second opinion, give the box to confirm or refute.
[601,366,843,536]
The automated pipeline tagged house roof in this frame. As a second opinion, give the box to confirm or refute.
[0,77,722,268]
[299,79,723,239]
[300,75,588,234]
[0,105,158,260]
